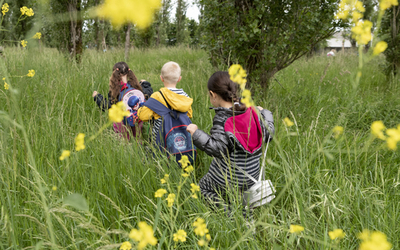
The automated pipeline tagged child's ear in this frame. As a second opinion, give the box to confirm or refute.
[177,76,182,82]
[160,75,164,82]
[209,91,216,99]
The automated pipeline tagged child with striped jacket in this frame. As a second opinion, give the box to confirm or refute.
[186,71,274,216]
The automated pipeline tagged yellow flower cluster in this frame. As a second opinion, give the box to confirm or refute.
[27,69,35,77]
[2,3,9,15]
[371,121,400,150]
[160,174,169,184]
[228,64,247,90]
[109,101,130,123]
[33,32,42,39]
[166,193,175,207]
[332,126,344,139]
[329,229,346,240]
[154,188,167,198]
[380,0,398,10]
[4,82,9,90]
[75,133,85,151]
[94,0,162,29]
[173,229,187,242]
[373,41,388,55]
[193,218,209,236]
[241,89,254,107]
[335,0,365,22]
[190,183,200,199]
[193,218,211,247]
[129,222,157,250]
[289,224,304,234]
[358,230,392,250]
[283,117,294,127]
[20,6,34,16]
[352,20,373,45]
[59,150,71,161]
[179,155,194,177]
[119,241,132,250]
[21,40,27,48]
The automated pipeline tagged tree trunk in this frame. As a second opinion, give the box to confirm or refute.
[68,0,83,63]
[125,24,131,61]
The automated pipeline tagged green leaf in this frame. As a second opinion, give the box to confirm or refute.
[63,193,89,212]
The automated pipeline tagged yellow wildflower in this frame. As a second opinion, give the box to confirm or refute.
[27,69,35,77]
[228,64,247,90]
[185,165,194,173]
[332,126,344,139]
[2,78,4,80]
[181,173,189,178]
[355,1,366,12]
[241,89,253,107]
[59,150,71,161]
[386,127,400,150]
[198,239,206,246]
[75,133,85,151]
[371,121,386,140]
[373,41,388,55]
[283,117,294,127]
[154,188,167,198]
[178,155,190,168]
[52,186,57,191]
[20,6,34,16]
[160,174,169,184]
[352,11,363,23]
[358,229,392,250]
[289,225,304,234]
[94,0,162,29]
[119,241,132,250]
[193,218,209,236]
[206,234,211,241]
[329,229,345,240]
[4,82,9,90]
[380,0,399,10]
[129,222,157,250]
[166,193,175,207]
[192,193,198,199]
[210,248,215,250]
[21,40,28,48]
[109,101,130,123]
[190,183,200,193]
[2,3,9,15]
[173,229,187,242]
[351,20,372,45]
[33,32,42,39]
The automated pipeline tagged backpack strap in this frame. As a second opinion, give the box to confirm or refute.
[142,95,171,116]
[159,90,172,110]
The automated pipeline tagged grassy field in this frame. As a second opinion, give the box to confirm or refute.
[0,47,399,249]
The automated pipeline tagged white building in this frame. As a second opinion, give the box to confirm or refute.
[326,31,353,50]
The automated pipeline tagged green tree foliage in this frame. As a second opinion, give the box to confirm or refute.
[380,5,400,76]
[199,0,345,88]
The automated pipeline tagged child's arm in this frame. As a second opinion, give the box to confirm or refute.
[93,91,113,112]
[187,123,231,159]
[258,108,275,142]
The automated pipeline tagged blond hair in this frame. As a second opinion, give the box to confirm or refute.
[161,61,181,83]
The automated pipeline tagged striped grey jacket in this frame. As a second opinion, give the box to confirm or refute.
[192,107,274,188]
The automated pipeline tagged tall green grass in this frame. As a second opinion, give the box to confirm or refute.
[0,47,399,249]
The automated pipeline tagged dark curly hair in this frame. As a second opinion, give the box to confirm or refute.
[207,71,246,111]
[109,62,142,103]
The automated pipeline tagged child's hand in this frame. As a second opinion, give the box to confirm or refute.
[186,124,198,135]
[257,106,264,111]
[92,91,98,97]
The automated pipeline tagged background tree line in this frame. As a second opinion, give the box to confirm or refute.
[1,0,399,82]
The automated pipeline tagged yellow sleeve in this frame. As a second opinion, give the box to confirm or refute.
[137,105,155,122]
[137,92,162,121]
[187,106,193,119]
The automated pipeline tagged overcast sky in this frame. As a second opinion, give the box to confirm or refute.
[170,0,200,22]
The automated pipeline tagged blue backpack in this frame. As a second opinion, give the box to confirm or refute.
[143,91,196,165]
[119,82,145,127]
